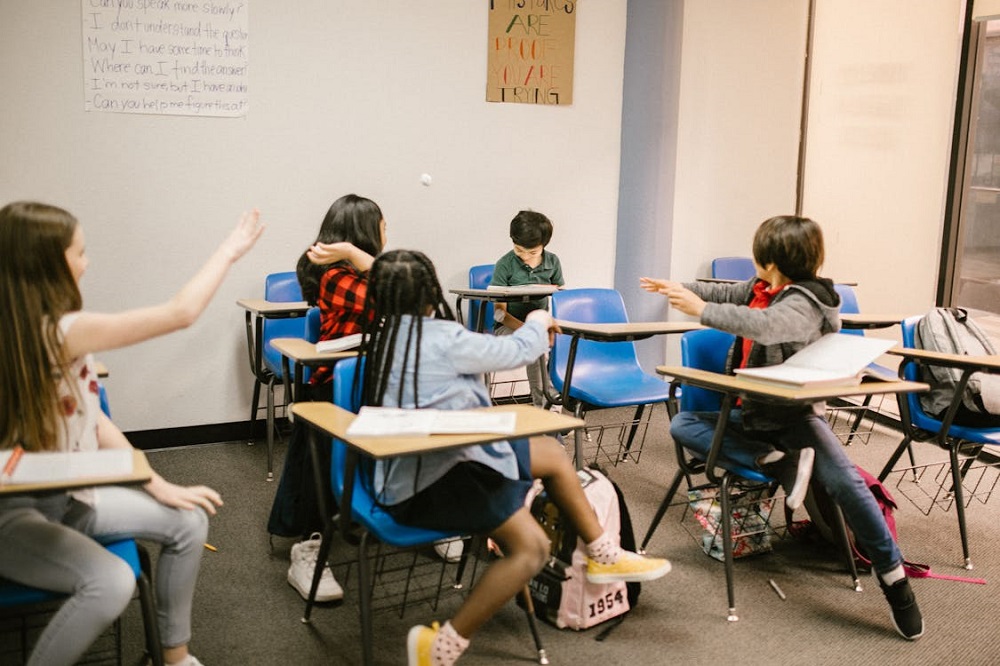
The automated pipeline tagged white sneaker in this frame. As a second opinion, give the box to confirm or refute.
[288,533,343,602]
[433,538,464,563]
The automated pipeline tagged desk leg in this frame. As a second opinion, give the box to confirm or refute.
[559,336,584,470]
[246,312,261,445]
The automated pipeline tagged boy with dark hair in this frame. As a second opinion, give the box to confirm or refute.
[641,215,924,641]
[490,210,564,407]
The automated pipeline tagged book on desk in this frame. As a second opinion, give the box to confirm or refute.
[485,284,560,295]
[0,448,134,486]
[315,332,363,353]
[733,333,896,388]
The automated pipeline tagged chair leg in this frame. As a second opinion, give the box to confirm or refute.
[136,544,164,666]
[265,377,276,481]
[948,443,973,569]
[620,404,646,461]
[719,474,738,622]
[877,434,914,482]
[641,469,685,551]
[518,586,549,665]
[301,522,336,624]
[248,378,261,445]
[826,501,862,592]
[843,394,874,446]
[357,532,375,666]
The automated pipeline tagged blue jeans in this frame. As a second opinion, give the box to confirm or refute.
[0,486,208,665]
[670,409,903,574]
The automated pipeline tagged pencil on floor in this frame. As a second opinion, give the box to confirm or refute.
[204,543,218,552]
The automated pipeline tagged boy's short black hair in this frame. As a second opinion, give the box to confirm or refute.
[509,210,553,248]
[752,215,824,281]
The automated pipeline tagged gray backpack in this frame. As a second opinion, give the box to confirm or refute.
[913,308,1000,418]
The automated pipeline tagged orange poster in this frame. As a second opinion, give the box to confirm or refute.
[487,0,576,105]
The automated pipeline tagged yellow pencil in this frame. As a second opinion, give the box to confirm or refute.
[204,543,218,552]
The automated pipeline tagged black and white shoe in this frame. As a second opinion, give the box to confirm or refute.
[784,447,814,511]
[876,572,925,640]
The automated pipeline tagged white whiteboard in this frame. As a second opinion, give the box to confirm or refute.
[81,0,249,117]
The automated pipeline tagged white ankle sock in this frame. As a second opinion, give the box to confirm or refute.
[880,565,906,586]
[585,532,623,565]
[431,621,469,666]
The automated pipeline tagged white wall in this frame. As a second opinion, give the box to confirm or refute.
[803,0,963,317]
[664,0,962,360]
[0,1,628,431]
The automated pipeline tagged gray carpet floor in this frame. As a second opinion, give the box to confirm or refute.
[112,406,1000,665]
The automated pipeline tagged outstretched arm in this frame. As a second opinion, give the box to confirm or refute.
[62,209,264,359]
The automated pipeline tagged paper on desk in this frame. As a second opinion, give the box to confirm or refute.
[733,333,896,388]
[0,449,133,484]
[346,407,517,437]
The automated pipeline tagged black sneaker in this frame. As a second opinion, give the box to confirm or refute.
[876,574,924,640]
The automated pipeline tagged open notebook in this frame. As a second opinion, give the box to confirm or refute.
[345,407,517,437]
[733,333,896,388]
[0,448,133,485]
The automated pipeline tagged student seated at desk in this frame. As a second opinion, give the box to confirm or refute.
[355,249,671,666]
[640,215,924,641]
[489,210,564,408]
[0,201,263,666]
[270,194,387,605]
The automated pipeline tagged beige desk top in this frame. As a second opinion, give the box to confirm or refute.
[555,320,704,341]
[291,402,584,459]
[236,298,310,316]
[656,365,927,404]
[449,287,559,301]
[887,347,1000,373]
[270,337,358,365]
[840,313,910,330]
[0,449,152,496]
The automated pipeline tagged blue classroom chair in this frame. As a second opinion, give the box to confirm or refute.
[711,256,755,281]
[301,357,547,665]
[467,264,495,332]
[641,327,859,621]
[877,315,1000,569]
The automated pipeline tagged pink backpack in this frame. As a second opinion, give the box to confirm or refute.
[525,467,637,630]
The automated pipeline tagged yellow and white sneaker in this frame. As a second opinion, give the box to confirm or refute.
[407,621,439,666]
[586,551,672,584]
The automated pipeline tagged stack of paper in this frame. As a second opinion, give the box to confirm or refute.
[345,407,517,437]
[485,284,560,295]
[733,333,896,388]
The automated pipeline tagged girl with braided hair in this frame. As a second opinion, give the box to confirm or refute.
[354,250,672,666]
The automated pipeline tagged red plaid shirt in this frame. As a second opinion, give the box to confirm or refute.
[310,265,370,385]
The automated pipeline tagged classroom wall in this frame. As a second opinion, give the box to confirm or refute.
[650,0,962,363]
[0,1,628,432]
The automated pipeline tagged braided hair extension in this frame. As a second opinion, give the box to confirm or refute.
[352,249,455,500]
[355,249,454,410]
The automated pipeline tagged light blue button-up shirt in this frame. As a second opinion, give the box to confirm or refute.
[373,315,549,505]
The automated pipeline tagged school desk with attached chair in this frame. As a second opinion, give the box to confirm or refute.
[291,393,584,666]
[237,293,310,480]
[548,287,703,469]
[647,360,927,621]
[881,319,1000,569]
[449,285,560,333]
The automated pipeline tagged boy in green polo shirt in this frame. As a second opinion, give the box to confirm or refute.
[490,210,565,407]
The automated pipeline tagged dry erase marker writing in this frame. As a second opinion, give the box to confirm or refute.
[1,445,24,483]
[204,543,218,552]
[769,578,786,600]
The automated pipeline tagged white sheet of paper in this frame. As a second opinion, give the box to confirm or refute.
[734,333,896,387]
[345,407,516,437]
[0,449,133,484]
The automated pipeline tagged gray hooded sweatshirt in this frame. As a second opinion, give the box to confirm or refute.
[683,277,842,432]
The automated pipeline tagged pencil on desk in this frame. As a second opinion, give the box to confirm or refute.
[1,445,24,484]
